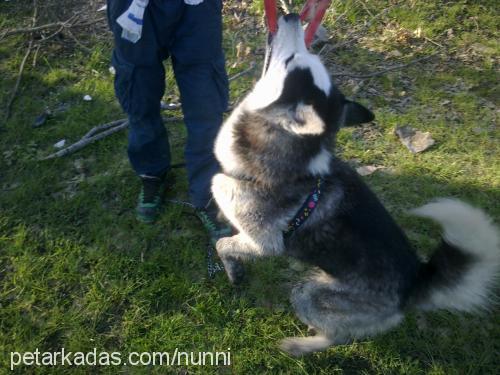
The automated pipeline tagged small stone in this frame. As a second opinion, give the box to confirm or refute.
[160,101,181,110]
[356,165,385,176]
[394,125,435,153]
[83,95,92,101]
[54,139,66,149]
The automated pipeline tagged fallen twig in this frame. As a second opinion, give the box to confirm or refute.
[37,24,65,44]
[1,21,69,39]
[66,28,92,52]
[228,63,256,82]
[331,52,440,79]
[41,116,183,160]
[83,119,127,139]
[42,120,129,160]
[3,41,33,123]
[71,17,107,28]
[3,0,37,124]
[0,12,81,40]
[31,43,41,67]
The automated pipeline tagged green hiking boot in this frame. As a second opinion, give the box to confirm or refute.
[136,174,166,224]
[195,200,232,246]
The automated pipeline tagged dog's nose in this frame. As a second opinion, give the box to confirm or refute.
[283,13,300,23]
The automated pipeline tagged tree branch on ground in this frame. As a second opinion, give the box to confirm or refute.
[0,12,106,40]
[3,0,38,124]
[228,63,256,82]
[41,117,183,160]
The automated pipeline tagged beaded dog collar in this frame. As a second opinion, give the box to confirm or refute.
[284,177,324,237]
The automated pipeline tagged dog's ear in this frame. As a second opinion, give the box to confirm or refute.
[342,100,375,126]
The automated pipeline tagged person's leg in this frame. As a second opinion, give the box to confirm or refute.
[171,0,229,209]
[107,0,182,222]
[173,60,227,208]
[170,0,231,242]
[108,0,173,177]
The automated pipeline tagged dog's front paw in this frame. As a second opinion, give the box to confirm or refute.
[220,256,246,285]
[216,237,246,285]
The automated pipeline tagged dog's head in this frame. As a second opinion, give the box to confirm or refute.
[244,14,374,136]
[218,15,375,183]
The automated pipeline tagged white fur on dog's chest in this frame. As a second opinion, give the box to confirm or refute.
[214,109,243,176]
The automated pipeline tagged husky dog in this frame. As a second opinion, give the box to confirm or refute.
[212,14,499,356]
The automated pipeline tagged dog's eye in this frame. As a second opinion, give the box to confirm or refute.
[285,54,295,67]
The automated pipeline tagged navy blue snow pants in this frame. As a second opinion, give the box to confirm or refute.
[107,0,228,208]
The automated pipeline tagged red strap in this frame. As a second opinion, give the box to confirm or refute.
[300,0,331,48]
[263,0,331,47]
[263,0,278,34]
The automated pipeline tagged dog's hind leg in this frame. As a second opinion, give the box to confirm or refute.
[280,271,403,356]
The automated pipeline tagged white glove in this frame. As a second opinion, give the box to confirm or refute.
[116,0,149,43]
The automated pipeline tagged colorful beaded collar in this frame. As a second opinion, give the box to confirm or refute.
[284,177,324,237]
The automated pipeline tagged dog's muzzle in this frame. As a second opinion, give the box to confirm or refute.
[262,13,301,76]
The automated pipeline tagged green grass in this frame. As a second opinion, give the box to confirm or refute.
[1,1,499,373]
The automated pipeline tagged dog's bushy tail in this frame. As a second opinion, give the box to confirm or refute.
[279,335,333,357]
[409,199,499,312]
